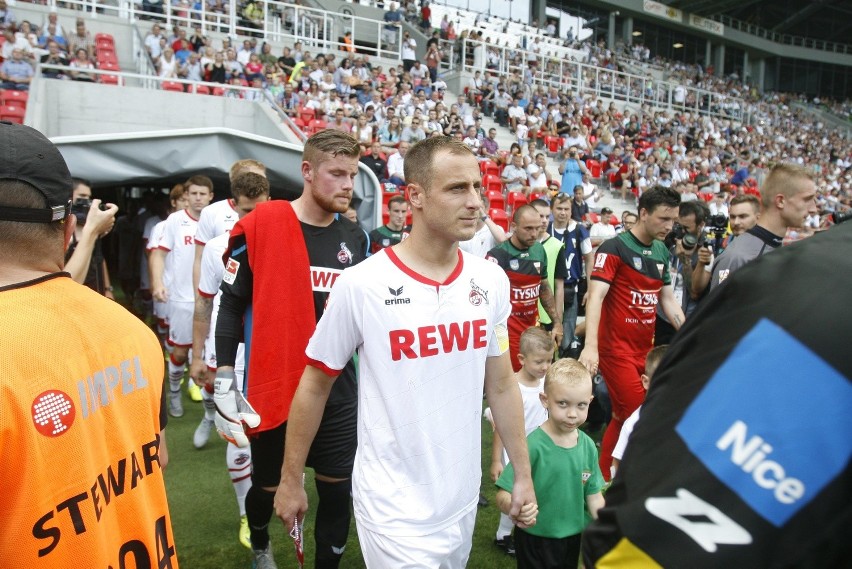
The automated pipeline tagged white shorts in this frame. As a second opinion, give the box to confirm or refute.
[357,507,476,569]
[167,300,194,347]
[154,299,169,325]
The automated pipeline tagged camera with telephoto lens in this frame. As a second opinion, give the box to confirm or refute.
[70,198,107,224]
[666,222,700,250]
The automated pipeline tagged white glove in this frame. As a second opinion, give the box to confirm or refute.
[214,369,261,448]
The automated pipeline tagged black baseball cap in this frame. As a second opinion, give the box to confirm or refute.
[0,122,72,223]
[601,207,613,214]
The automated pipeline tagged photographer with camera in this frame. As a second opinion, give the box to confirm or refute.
[655,200,711,344]
[64,178,119,298]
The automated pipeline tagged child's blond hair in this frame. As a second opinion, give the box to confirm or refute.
[544,358,592,391]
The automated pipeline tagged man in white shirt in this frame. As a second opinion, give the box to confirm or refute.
[589,207,617,248]
[401,31,417,71]
[502,154,529,194]
[387,140,409,187]
[275,136,536,568]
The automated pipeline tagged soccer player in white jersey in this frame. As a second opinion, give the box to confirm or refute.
[191,172,270,549]
[192,159,267,294]
[145,185,188,344]
[276,137,538,566]
[150,175,213,417]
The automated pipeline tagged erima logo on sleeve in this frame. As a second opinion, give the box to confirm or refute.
[676,318,852,527]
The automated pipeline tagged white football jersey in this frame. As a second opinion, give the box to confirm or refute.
[198,232,245,375]
[158,210,198,303]
[139,215,162,290]
[195,199,238,245]
[147,219,171,290]
[306,248,511,536]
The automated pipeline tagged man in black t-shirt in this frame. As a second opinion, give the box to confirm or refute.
[360,141,387,181]
[215,130,367,569]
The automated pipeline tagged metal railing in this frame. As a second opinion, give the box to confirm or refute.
[35,0,412,62]
[457,38,752,124]
[38,62,264,93]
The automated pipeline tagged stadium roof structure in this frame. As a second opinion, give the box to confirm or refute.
[559,0,852,47]
[661,0,851,46]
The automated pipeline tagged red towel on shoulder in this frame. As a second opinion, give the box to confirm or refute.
[228,200,315,432]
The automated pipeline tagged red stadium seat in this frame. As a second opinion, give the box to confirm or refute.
[488,208,509,231]
[586,159,602,179]
[96,38,114,51]
[479,159,500,178]
[307,119,327,135]
[95,33,115,45]
[194,84,210,95]
[589,212,600,224]
[300,108,316,123]
[507,191,528,211]
[0,89,28,106]
[544,135,563,154]
[162,81,184,92]
[96,49,117,64]
[99,74,121,85]
[485,189,505,211]
[212,87,226,96]
[0,104,25,123]
[98,61,120,72]
[482,174,503,194]
[529,191,547,202]
[292,117,306,129]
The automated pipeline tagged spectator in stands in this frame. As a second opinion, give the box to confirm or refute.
[172,30,192,65]
[352,114,374,152]
[225,48,243,78]
[245,52,264,82]
[386,140,409,187]
[726,194,760,240]
[145,23,165,63]
[558,147,589,197]
[571,187,590,224]
[40,40,68,79]
[589,207,616,248]
[481,127,500,161]
[527,153,551,191]
[181,51,204,83]
[277,45,296,78]
[157,48,178,79]
[492,86,512,127]
[36,24,68,52]
[361,141,387,180]
[329,108,352,133]
[66,19,93,60]
[424,40,441,83]
[189,25,206,53]
[142,0,165,16]
[507,96,526,133]
[241,1,264,32]
[401,31,417,72]
[42,9,65,39]
[401,116,427,144]
[378,115,403,153]
[382,2,402,49]
[0,48,33,90]
[206,51,227,83]
[2,29,31,61]
[461,125,481,154]
[502,153,529,194]
[0,0,15,32]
